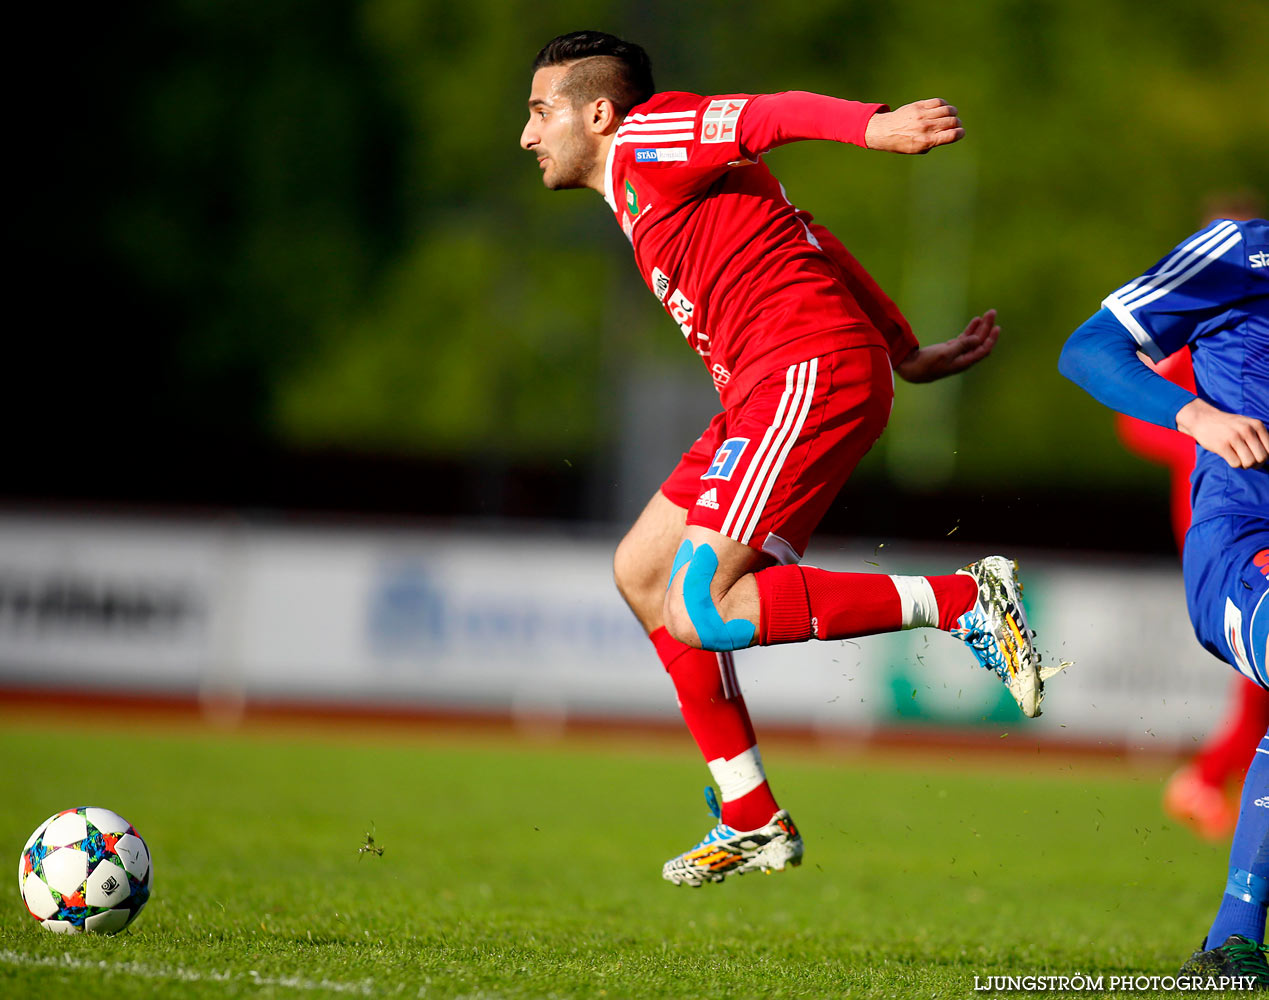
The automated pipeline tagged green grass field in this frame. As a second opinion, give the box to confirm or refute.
[0,713,1234,998]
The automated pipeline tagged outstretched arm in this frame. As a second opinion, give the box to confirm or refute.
[895,309,999,383]
[1059,308,1269,469]
[738,92,887,157]
[738,92,964,158]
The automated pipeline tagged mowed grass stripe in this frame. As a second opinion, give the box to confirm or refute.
[0,718,1227,998]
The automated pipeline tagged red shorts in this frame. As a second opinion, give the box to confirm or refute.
[661,346,893,562]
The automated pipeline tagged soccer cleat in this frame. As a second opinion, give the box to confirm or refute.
[952,556,1044,718]
[1163,765,1238,841]
[1179,934,1269,987]
[662,787,803,887]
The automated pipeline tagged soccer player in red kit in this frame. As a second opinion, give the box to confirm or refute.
[521,30,1049,886]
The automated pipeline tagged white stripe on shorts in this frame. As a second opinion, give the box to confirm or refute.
[721,359,819,545]
[1251,589,1268,685]
[720,366,799,539]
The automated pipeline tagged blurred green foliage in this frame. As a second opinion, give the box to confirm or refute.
[27,0,1267,486]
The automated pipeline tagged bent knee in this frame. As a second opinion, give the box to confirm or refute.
[613,534,656,602]
[612,538,636,599]
[614,534,675,633]
[664,542,755,652]
[662,587,702,649]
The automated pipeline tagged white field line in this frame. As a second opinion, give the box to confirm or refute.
[0,949,381,995]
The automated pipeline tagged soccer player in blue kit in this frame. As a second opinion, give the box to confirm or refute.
[1060,216,1269,980]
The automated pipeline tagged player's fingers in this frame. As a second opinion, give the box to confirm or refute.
[1244,428,1269,467]
[957,343,991,368]
[952,328,996,369]
[914,97,947,110]
[951,348,991,375]
[1251,419,1269,458]
[925,119,963,141]
[973,325,999,354]
[960,309,996,343]
[956,333,984,357]
[929,126,965,146]
[959,315,986,342]
[1215,440,1242,469]
[1228,437,1256,469]
[974,320,999,348]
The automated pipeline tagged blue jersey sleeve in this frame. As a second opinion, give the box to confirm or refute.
[1100,219,1251,362]
[1058,308,1197,428]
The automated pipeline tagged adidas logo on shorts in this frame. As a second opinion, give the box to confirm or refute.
[696,487,720,510]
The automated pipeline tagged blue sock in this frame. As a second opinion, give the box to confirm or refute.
[1207,728,1269,947]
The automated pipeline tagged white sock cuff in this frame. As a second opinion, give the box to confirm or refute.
[707,746,766,802]
[890,575,939,630]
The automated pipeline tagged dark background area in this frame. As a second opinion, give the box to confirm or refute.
[8,1,1265,552]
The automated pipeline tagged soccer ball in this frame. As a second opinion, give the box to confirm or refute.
[18,807,152,934]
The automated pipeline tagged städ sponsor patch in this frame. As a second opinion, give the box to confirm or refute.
[635,147,687,162]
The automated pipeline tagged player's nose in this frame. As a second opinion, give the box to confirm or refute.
[520,121,538,150]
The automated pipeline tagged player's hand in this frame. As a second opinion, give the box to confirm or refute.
[865,98,965,154]
[1175,399,1269,469]
[895,309,999,383]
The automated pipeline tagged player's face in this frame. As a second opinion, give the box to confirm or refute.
[521,65,597,191]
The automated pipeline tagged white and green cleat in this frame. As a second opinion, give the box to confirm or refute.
[662,788,803,887]
[953,555,1046,718]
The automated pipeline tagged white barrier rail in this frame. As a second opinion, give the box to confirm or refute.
[0,514,1229,745]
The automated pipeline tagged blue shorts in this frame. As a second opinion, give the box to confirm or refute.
[1184,515,1269,688]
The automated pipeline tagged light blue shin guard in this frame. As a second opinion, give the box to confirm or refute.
[669,540,755,652]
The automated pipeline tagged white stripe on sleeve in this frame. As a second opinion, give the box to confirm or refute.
[617,118,696,133]
[1102,221,1243,361]
[1112,221,1237,306]
[614,132,696,146]
[624,110,699,122]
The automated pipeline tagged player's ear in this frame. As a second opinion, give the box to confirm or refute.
[590,97,620,134]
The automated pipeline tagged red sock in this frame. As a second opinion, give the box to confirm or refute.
[1195,677,1269,786]
[755,566,978,644]
[651,626,779,831]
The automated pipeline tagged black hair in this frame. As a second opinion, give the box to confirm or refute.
[532,30,654,115]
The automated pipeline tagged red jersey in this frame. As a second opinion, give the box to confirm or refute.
[604,90,920,408]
